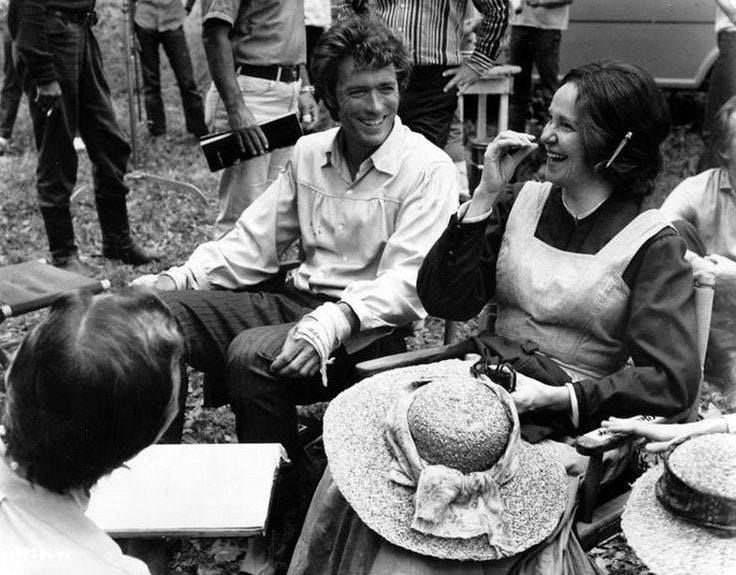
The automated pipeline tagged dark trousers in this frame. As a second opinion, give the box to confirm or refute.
[701,30,736,170]
[160,285,406,458]
[399,65,459,149]
[160,285,406,572]
[0,32,22,139]
[135,24,207,137]
[508,26,562,133]
[23,14,130,210]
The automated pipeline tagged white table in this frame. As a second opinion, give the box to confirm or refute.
[87,443,287,538]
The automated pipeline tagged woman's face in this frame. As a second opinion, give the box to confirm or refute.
[540,82,598,191]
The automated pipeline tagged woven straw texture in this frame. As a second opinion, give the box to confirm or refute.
[324,359,568,560]
[622,434,736,575]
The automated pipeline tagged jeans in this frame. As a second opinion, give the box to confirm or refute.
[134,24,207,137]
[701,30,736,169]
[0,32,22,139]
[508,26,562,133]
[24,14,130,210]
[398,65,459,149]
[205,74,300,238]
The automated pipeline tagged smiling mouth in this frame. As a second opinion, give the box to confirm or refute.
[546,151,567,162]
[360,118,384,127]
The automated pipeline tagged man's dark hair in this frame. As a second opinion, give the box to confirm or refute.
[2,287,183,494]
[561,60,671,201]
[310,15,412,121]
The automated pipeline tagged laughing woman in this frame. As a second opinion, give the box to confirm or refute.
[418,60,700,438]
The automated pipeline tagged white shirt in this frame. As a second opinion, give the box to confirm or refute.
[163,118,459,335]
[0,443,149,575]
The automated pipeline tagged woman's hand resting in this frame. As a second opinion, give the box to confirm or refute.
[510,372,570,414]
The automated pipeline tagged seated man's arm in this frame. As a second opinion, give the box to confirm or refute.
[133,166,301,291]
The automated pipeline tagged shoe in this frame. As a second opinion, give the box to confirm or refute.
[51,254,93,276]
[0,136,9,156]
[102,243,161,266]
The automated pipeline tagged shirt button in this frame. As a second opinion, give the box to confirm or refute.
[346,189,353,195]
[342,256,349,262]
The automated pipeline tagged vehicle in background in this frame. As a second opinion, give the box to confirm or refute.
[559,0,717,90]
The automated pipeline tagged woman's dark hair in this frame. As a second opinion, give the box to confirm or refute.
[310,15,412,121]
[711,95,736,167]
[2,287,183,494]
[561,60,671,201]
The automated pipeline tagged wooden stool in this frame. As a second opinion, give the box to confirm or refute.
[460,64,521,140]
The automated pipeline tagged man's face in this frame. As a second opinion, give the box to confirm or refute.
[335,57,399,163]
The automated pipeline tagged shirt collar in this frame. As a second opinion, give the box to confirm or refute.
[719,167,736,194]
[323,117,406,177]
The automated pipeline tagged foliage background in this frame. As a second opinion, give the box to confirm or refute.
[0,2,726,573]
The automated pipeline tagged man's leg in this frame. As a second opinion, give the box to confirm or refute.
[135,25,167,136]
[25,16,83,269]
[398,65,458,148]
[0,33,22,143]
[226,324,406,574]
[78,27,158,265]
[508,26,535,133]
[161,26,207,137]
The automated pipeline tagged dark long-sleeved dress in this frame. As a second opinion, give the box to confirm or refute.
[417,183,700,432]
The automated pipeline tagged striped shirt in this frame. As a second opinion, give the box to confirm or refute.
[337,0,508,72]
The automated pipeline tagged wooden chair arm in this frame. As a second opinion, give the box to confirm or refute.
[354,339,477,379]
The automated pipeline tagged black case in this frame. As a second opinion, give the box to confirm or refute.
[199,113,303,172]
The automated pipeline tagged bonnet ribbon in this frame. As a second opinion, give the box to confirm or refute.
[385,379,522,553]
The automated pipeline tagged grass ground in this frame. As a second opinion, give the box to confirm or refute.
[0,2,729,573]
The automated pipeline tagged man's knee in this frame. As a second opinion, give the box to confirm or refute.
[225,323,293,404]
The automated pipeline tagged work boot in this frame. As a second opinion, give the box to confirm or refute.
[96,197,161,265]
[52,253,94,276]
[40,206,92,275]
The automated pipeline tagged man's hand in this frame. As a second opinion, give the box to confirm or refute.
[270,326,321,378]
[298,91,319,132]
[442,62,481,94]
[131,274,177,291]
[229,106,269,156]
[35,81,62,117]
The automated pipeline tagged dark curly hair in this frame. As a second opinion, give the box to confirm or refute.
[561,61,671,201]
[310,14,412,121]
[2,287,183,494]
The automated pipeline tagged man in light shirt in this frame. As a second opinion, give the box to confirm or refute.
[134,15,458,572]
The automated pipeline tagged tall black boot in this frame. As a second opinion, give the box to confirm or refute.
[96,196,160,265]
[39,206,91,276]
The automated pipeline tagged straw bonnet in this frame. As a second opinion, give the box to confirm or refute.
[324,360,568,560]
[622,433,736,575]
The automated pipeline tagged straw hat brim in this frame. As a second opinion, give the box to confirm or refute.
[324,359,568,561]
[622,466,736,575]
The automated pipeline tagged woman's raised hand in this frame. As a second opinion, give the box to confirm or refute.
[476,131,538,195]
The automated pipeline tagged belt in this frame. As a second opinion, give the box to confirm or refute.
[48,9,98,26]
[235,64,300,83]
